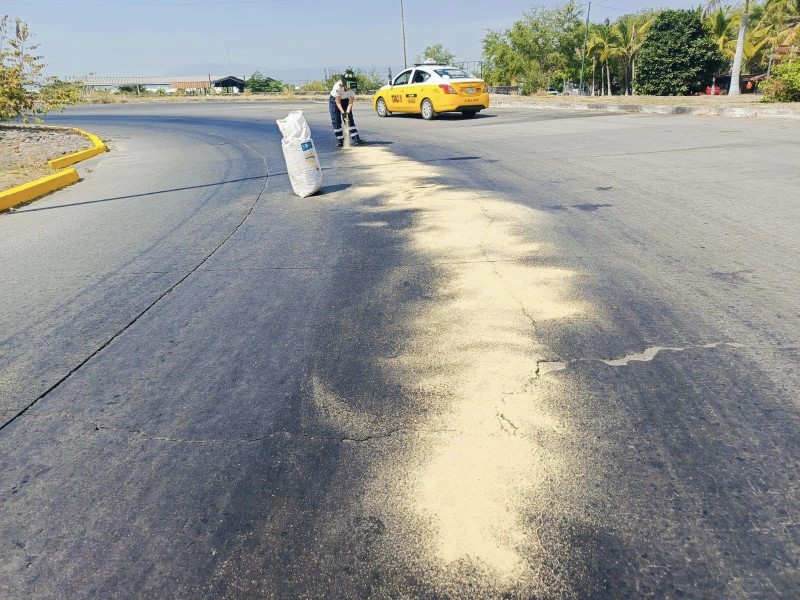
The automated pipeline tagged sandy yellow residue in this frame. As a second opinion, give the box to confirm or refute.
[318,146,587,589]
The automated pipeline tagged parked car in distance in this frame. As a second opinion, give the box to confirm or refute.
[705,85,725,95]
[546,88,560,95]
[372,61,490,120]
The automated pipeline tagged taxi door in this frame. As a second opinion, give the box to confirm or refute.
[406,69,431,113]
[388,69,412,112]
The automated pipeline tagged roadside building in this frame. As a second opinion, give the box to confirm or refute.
[81,75,245,95]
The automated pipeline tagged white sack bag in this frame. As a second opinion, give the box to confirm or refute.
[276,110,323,198]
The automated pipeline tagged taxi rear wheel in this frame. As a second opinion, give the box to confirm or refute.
[420,99,437,120]
[376,97,391,117]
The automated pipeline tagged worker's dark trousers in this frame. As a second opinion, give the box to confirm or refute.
[329,97,359,143]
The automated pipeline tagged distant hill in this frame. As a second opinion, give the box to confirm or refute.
[167,63,327,84]
[165,63,258,78]
[267,67,328,84]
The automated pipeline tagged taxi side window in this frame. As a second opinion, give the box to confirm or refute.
[412,70,431,84]
[393,71,411,86]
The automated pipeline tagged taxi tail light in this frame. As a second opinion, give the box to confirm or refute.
[439,84,456,94]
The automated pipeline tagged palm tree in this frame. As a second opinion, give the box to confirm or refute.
[586,29,607,95]
[706,7,740,61]
[587,21,623,95]
[708,6,773,71]
[706,0,751,94]
[763,0,800,45]
[765,0,800,23]
[616,13,654,95]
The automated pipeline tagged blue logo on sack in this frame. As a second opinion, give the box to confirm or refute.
[301,141,314,151]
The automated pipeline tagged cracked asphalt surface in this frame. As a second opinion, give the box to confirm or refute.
[1,102,799,598]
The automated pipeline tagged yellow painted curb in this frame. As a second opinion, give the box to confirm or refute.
[0,126,107,212]
[48,128,107,169]
[0,169,80,212]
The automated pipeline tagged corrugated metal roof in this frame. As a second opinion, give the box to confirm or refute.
[172,81,211,90]
[83,75,232,86]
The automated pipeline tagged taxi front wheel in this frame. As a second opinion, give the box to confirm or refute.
[376,97,391,117]
[421,99,437,120]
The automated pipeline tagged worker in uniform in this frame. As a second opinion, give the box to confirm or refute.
[330,71,363,147]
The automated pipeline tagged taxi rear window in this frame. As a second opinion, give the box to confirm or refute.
[434,68,473,79]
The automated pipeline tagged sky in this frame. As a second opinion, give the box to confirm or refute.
[5,0,702,81]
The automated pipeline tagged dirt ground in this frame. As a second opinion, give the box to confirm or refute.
[0,126,94,192]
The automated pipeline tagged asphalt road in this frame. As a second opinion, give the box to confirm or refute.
[1,101,798,599]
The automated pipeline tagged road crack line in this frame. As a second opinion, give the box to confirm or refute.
[535,342,744,377]
[0,132,272,435]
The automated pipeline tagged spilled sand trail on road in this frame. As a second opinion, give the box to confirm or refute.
[311,146,592,594]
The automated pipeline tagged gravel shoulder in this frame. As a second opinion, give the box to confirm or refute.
[0,125,94,192]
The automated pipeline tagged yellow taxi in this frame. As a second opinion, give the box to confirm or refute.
[372,62,490,120]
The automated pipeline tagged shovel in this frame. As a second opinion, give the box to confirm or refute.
[342,111,351,148]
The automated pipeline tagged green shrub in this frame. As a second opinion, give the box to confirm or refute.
[299,80,328,93]
[117,84,151,95]
[761,59,800,102]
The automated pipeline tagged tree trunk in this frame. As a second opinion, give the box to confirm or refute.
[632,56,636,95]
[592,58,596,96]
[624,58,629,95]
[600,63,604,95]
[606,61,612,96]
[729,7,749,95]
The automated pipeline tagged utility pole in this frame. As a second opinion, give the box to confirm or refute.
[579,0,604,96]
[400,0,408,69]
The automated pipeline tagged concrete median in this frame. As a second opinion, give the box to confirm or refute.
[1,126,107,211]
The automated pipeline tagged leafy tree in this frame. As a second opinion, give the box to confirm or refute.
[245,71,284,93]
[482,30,521,88]
[482,1,584,94]
[414,44,456,65]
[321,67,384,93]
[357,67,386,92]
[1,15,76,123]
[634,10,723,95]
